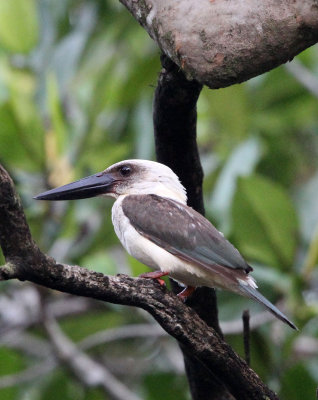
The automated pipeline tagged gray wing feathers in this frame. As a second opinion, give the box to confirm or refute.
[122,194,251,273]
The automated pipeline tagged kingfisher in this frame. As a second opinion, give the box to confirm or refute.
[35,159,296,329]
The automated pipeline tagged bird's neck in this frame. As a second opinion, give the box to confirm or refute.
[149,183,187,204]
[114,184,187,204]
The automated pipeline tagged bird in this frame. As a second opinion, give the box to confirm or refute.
[34,159,297,329]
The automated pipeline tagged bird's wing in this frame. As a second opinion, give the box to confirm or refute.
[122,194,252,274]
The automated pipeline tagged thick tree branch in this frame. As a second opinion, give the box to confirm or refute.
[153,55,205,214]
[120,0,318,88]
[153,54,230,399]
[0,165,279,399]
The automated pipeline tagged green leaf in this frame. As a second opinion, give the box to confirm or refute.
[40,370,83,400]
[232,175,298,269]
[0,66,44,170]
[83,251,117,275]
[83,388,105,400]
[0,248,4,265]
[143,373,188,400]
[198,84,251,155]
[0,0,39,53]
[60,310,126,342]
[46,73,68,154]
[0,347,25,400]
[128,254,148,277]
[280,363,317,400]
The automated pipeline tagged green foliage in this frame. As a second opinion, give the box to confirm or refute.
[0,1,318,399]
[232,174,298,268]
[280,363,317,400]
[41,370,91,400]
[143,373,188,400]
[0,0,39,53]
[0,347,25,400]
[59,310,126,342]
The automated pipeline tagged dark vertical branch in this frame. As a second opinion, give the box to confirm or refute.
[243,310,251,366]
[153,54,230,400]
[153,54,205,214]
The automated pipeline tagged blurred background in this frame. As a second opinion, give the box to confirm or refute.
[0,1,318,399]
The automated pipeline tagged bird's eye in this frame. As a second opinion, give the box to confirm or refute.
[119,165,131,177]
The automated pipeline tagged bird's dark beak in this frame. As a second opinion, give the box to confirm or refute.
[34,172,116,201]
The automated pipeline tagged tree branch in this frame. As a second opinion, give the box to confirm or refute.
[153,54,204,214]
[0,145,277,400]
[153,54,230,399]
[0,165,279,399]
[120,0,318,88]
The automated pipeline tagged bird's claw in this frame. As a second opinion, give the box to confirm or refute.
[177,286,196,301]
[139,271,169,287]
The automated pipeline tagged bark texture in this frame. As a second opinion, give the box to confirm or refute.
[0,162,280,399]
[120,0,318,88]
[153,55,232,399]
[153,55,204,215]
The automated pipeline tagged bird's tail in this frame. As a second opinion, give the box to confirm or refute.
[238,283,298,330]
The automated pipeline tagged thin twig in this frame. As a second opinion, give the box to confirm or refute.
[43,314,143,400]
[243,310,250,366]
[80,313,276,351]
[0,359,55,389]
[79,323,166,350]
[0,331,51,359]
[0,287,99,335]
[221,311,273,335]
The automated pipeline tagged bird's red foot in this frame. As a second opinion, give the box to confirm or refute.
[177,286,196,301]
[139,271,169,286]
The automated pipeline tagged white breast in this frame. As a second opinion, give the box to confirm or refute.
[111,196,225,288]
[112,197,160,269]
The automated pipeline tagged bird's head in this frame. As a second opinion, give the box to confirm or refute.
[34,160,187,203]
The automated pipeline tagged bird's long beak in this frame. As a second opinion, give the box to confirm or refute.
[34,172,115,201]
